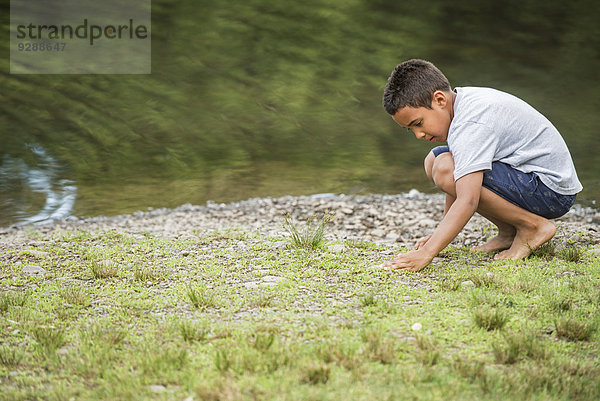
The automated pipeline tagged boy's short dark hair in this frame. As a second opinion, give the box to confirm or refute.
[382,59,451,115]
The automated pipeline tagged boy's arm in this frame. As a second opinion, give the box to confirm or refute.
[383,171,483,271]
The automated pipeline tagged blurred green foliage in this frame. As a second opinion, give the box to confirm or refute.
[0,0,598,218]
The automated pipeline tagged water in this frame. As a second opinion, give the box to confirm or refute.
[1,0,599,227]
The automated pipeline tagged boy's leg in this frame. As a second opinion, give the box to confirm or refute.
[427,152,516,252]
[428,152,555,259]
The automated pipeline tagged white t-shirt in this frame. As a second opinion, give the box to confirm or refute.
[448,87,582,195]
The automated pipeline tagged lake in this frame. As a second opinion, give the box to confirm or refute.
[1,0,599,227]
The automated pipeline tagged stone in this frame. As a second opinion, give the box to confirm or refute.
[461,280,475,288]
[23,265,46,275]
[148,385,166,393]
[411,322,422,331]
[271,241,288,250]
[327,244,345,253]
[28,250,49,258]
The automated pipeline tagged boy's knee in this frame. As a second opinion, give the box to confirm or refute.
[432,153,455,189]
[424,151,435,182]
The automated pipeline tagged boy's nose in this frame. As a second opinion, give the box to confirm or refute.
[414,131,426,140]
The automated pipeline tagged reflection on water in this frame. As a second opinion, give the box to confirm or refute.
[0,145,76,227]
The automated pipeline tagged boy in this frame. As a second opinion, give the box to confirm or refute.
[381,59,582,272]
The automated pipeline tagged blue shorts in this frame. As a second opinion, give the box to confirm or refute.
[431,146,575,219]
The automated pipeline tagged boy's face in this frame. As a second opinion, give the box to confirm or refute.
[392,90,454,143]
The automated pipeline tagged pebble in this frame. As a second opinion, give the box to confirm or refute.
[23,265,46,275]
[461,280,475,288]
[28,250,50,258]
[327,244,345,253]
[148,385,166,393]
[2,192,598,249]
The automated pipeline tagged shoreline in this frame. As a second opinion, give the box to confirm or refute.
[2,191,599,248]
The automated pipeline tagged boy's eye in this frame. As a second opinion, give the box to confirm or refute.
[414,121,422,127]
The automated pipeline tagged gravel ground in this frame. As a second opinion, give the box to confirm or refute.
[2,191,599,249]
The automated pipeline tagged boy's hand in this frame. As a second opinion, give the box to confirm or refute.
[415,234,432,250]
[381,249,434,272]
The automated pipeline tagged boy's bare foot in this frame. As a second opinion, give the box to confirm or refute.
[471,230,515,253]
[494,220,556,260]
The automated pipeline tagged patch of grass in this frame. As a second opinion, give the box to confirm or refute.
[0,291,27,312]
[472,306,510,331]
[186,284,222,310]
[1,228,599,400]
[179,320,210,343]
[300,361,331,384]
[282,212,333,250]
[558,246,583,262]
[59,286,90,306]
[361,328,397,364]
[90,260,118,279]
[493,330,546,364]
[549,295,574,312]
[133,266,161,282]
[415,334,440,366]
[31,326,66,356]
[360,292,377,307]
[0,345,25,367]
[530,241,556,259]
[555,317,595,341]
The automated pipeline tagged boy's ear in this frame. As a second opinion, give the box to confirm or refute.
[432,90,448,108]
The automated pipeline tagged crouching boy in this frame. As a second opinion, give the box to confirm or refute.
[381,59,582,271]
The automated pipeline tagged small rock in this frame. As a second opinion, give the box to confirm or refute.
[29,250,49,258]
[271,241,288,250]
[327,244,345,253]
[341,208,354,215]
[370,229,386,238]
[262,275,283,283]
[181,250,191,256]
[148,385,166,393]
[461,280,475,288]
[411,322,422,331]
[484,272,494,278]
[23,265,46,275]
[244,282,260,289]
[420,218,437,228]
[588,247,600,255]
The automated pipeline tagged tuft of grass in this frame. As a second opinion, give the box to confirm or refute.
[549,295,573,312]
[360,292,377,307]
[0,345,25,367]
[530,242,556,259]
[186,284,221,310]
[59,286,90,306]
[282,212,333,250]
[133,266,161,282]
[558,246,582,262]
[361,329,396,364]
[214,348,233,373]
[300,361,331,384]
[0,291,27,312]
[179,320,210,343]
[472,306,510,331]
[493,331,546,364]
[415,334,440,366]
[90,260,118,279]
[251,329,276,352]
[31,326,66,356]
[555,317,595,342]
